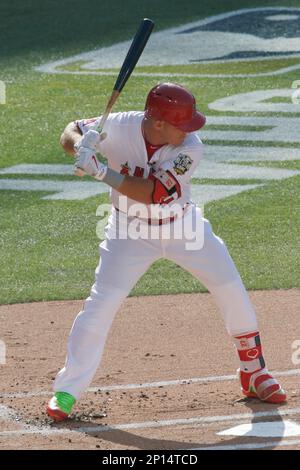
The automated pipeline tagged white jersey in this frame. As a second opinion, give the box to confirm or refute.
[55,111,259,403]
[76,111,204,216]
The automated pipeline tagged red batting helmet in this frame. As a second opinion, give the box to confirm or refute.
[144,83,206,132]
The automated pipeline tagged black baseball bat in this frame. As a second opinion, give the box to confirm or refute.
[94,18,154,133]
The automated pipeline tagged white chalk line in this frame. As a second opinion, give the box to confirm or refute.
[192,438,300,451]
[88,368,300,392]
[35,7,300,79]
[1,407,300,439]
[39,62,300,79]
[1,368,299,399]
[0,404,20,421]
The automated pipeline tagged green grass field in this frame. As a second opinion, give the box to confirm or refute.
[1,0,300,304]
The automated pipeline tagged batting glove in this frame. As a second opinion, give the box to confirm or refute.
[74,129,107,153]
[74,147,107,181]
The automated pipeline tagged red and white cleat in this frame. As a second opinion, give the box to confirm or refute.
[47,396,69,422]
[239,368,287,404]
[46,392,76,422]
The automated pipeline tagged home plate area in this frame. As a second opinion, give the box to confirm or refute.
[0,289,299,450]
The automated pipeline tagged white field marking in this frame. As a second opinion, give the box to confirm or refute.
[0,177,260,204]
[0,428,72,437]
[184,53,300,65]
[0,404,29,432]
[0,339,6,365]
[0,390,52,399]
[266,14,299,21]
[89,368,300,392]
[205,145,300,162]
[209,88,300,113]
[34,7,300,78]
[1,368,300,399]
[31,63,300,79]
[1,145,299,177]
[0,164,73,175]
[3,146,299,178]
[1,407,300,438]
[205,116,300,144]
[0,178,279,207]
[192,439,300,451]
[0,80,5,104]
[0,405,20,422]
[192,162,299,180]
[1,149,298,183]
[0,179,108,200]
[191,184,261,205]
[217,420,300,438]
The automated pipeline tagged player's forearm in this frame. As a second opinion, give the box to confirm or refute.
[116,175,154,205]
[73,139,155,204]
[60,122,82,155]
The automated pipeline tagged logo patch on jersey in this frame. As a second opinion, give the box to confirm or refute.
[173,154,193,175]
[120,161,132,175]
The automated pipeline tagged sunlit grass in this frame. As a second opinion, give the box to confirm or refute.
[1,0,300,303]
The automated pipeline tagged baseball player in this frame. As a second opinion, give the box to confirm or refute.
[47,83,286,421]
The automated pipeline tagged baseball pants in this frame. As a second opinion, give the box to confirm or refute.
[54,206,258,399]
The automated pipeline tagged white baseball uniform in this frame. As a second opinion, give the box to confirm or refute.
[54,111,258,399]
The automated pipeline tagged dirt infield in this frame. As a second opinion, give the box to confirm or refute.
[0,289,299,450]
